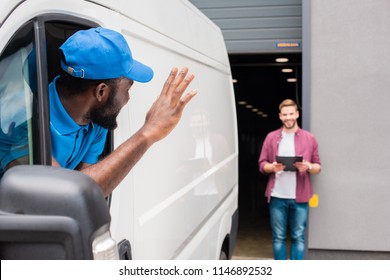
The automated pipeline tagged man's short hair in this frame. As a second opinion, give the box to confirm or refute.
[57,70,120,96]
[279,99,298,112]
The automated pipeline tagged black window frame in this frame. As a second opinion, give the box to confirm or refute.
[33,14,101,166]
[1,14,114,202]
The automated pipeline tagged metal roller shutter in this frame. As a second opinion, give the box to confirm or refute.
[190,0,302,54]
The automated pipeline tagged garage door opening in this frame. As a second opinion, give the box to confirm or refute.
[230,52,302,259]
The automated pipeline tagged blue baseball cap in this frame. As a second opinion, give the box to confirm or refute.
[59,27,153,82]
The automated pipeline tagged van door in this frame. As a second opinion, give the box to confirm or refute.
[0,14,116,260]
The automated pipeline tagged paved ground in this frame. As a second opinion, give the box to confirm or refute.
[232,213,273,260]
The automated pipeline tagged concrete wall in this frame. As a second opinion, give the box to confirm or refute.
[304,0,390,258]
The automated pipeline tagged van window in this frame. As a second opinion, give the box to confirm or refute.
[0,22,36,178]
[44,21,113,161]
[44,21,92,81]
[0,19,112,179]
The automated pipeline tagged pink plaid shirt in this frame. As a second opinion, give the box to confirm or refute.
[258,127,321,203]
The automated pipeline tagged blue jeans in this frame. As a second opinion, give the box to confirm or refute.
[269,197,308,260]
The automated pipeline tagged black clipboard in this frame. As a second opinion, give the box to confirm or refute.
[276,156,303,172]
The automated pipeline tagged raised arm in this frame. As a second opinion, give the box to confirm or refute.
[78,67,197,197]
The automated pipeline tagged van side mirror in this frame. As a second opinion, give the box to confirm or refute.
[0,165,116,259]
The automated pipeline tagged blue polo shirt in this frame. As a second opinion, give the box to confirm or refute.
[49,76,108,170]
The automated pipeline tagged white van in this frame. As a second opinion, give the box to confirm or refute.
[0,0,238,260]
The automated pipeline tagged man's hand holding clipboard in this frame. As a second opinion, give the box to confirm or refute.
[276,156,303,172]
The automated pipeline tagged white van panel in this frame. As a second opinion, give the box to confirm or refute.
[104,4,238,259]
[0,0,23,25]
[0,0,108,51]
[90,0,229,67]
[109,23,237,259]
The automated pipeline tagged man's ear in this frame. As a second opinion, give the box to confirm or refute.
[94,82,110,102]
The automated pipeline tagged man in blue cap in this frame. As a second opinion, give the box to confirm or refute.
[50,27,196,197]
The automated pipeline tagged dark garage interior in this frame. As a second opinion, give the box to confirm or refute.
[230,52,302,259]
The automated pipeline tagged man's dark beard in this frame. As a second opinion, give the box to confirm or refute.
[90,111,119,130]
[89,90,120,130]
